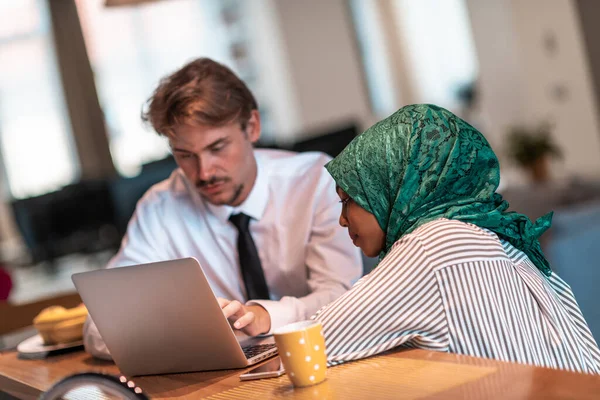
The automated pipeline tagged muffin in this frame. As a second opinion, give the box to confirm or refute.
[33,303,88,345]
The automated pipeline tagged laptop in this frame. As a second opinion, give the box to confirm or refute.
[72,258,278,376]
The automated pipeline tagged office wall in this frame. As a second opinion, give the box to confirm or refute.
[510,0,600,179]
[244,0,301,144]
[272,0,373,140]
[576,0,600,124]
[466,0,600,181]
[464,0,528,153]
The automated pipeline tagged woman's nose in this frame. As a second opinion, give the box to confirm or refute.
[339,212,348,228]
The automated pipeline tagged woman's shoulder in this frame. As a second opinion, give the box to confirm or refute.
[392,218,507,267]
[410,218,496,240]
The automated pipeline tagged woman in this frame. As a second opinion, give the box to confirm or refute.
[313,104,600,374]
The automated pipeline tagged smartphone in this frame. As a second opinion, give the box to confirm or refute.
[239,356,285,381]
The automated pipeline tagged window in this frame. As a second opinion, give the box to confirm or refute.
[350,0,478,113]
[392,0,478,109]
[0,0,79,199]
[349,0,399,117]
[75,0,234,176]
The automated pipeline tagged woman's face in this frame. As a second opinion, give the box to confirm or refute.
[336,187,386,258]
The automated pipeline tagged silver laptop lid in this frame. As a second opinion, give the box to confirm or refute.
[72,258,249,376]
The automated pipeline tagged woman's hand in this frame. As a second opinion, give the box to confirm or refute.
[217,298,271,337]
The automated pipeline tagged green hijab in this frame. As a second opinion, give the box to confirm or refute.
[325,104,553,276]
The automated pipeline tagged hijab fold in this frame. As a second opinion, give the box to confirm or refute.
[325,104,553,276]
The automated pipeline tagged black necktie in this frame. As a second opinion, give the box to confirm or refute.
[229,213,270,300]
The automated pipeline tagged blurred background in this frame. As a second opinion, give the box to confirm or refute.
[1,0,599,340]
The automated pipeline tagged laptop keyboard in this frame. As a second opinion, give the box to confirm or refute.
[242,343,277,359]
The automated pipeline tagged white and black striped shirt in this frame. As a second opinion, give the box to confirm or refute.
[313,219,600,374]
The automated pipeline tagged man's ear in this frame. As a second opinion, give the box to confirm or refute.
[244,110,261,143]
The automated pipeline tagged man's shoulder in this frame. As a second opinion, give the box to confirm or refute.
[256,149,332,177]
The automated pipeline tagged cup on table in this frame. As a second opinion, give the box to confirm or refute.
[273,320,327,387]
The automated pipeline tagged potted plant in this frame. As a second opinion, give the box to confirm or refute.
[506,122,562,183]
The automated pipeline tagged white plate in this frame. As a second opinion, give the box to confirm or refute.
[17,334,83,355]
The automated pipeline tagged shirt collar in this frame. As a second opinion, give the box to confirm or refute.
[204,153,268,223]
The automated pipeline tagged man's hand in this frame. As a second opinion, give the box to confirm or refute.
[217,298,271,337]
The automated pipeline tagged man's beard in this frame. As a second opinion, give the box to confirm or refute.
[196,176,229,188]
[196,177,244,206]
[227,184,245,205]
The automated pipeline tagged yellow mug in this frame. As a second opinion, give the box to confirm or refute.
[273,320,327,387]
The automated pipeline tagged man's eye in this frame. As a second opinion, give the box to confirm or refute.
[211,144,226,153]
[177,153,193,159]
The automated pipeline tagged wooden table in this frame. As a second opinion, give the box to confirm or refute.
[2,348,600,399]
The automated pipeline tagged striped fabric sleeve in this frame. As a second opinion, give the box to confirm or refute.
[313,235,449,366]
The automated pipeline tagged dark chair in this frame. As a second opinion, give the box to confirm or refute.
[109,156,177,236]
[290,123,359,158]
[11,181,119,264]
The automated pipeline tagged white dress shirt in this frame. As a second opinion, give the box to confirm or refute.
[84,149,362,359]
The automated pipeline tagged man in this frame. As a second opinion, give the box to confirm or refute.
[83,58,362,359]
